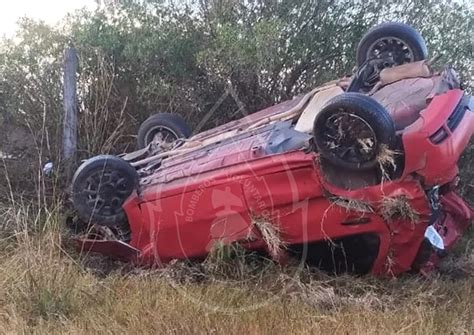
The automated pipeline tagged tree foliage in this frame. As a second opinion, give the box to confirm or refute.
[0,0,472,161]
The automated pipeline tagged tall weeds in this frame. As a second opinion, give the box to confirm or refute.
[79,54,131,156]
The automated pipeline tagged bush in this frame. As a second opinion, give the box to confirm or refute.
[0,0,472,197]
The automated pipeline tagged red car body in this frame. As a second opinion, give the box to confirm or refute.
[77,87,473,276]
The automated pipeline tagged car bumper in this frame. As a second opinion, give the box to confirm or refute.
[402,90,474,186]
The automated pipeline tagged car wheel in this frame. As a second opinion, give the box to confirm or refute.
[72,155,138,226]
[356,22,428,69]
[137,113,192,150]
[313,93,396,170]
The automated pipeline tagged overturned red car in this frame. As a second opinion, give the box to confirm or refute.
[71,23,473,276]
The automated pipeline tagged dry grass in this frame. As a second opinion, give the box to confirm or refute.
[376,144,400,180]
[380,196,421,223]
[251,215,286,257]
[330,196,374,213]
[0,203,471,334]
[202,241,272,280]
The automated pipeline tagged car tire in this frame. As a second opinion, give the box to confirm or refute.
[356,22,428,67]
[72,155,138,226]
[313,93,396,170]
[137,113,192,149]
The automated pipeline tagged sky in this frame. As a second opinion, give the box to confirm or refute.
[0,0,97,36]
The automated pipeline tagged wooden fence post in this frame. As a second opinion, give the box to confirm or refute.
[63,47,78,176]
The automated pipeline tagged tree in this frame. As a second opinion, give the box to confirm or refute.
[0,0,472,160]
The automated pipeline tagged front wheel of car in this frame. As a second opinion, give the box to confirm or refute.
[313,93,396,170]
[71,155,138,226]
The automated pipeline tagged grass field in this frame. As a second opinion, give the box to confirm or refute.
[0,204,471,334]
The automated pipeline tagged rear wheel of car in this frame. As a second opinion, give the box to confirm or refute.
[356,22,428,69]
[137,113,192,150]
[72,155,138,226]
[349,23,429,93]
[313,93,396,170]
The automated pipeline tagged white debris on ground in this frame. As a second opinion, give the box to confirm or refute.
[43,161,54,176]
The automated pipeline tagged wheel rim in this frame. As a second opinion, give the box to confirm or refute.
[82,168,134,218]
[320,112,377,165]
[366,36,415,70]
[144,126,179,149]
